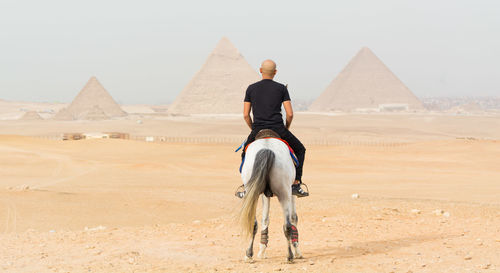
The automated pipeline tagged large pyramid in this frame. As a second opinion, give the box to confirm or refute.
[168,37,260,115]
[54,76,127,120]
[309,47,424,112]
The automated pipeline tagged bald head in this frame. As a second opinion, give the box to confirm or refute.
[260,59,277,79]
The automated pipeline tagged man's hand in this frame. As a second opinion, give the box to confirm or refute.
[283,100,293,130]
[243,102,253,129]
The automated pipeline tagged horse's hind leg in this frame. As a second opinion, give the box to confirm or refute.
[290,196,302,259]
[257,196,270,259]
[278,196,295,263]
[244,219,258,263]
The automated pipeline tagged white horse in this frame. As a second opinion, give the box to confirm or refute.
[238,136,302,263]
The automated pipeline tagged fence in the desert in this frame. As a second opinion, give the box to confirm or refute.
[129,135,411,147]
[31,134,411,147]
[130,135,243,144]
[32,134,62,141]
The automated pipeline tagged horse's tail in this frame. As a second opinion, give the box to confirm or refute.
[239,148,275,238]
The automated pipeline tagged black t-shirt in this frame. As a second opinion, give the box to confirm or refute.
[244,79,291,128]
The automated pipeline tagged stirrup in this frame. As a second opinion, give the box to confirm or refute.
[235,184,245,199]
[292,182,309,198]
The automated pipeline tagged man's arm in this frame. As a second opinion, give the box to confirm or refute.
[283,100,293,130]
[243,102,253,129]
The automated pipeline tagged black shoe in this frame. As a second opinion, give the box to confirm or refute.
[292,183,309,198]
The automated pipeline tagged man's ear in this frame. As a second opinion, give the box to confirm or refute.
[274,70,277,75]
[259,68,263,74]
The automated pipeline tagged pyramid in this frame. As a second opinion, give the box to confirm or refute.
[460,102,482,112]
[54,107,73,120]
[54,76,126,120]
[168,37,260,115]
[309,47,424,112]
[19,111,43,120]
[82,105,109,120]
[450,102,483,113]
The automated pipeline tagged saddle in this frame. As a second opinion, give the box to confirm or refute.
[255,129,280,139]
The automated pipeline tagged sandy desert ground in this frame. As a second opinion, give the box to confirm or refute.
[1,112,500,272]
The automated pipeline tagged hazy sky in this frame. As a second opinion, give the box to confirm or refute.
[0,0,498,104]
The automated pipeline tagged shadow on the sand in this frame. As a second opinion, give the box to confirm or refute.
[237,234,454,265]
[304,234,450,260]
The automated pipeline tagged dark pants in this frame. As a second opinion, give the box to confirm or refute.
[243,125,306,181]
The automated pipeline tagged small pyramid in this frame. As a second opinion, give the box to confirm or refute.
[82,105,109,120]
[450,102,483,113]
[460,102,482,112]
[19,111,43,120]
[168,37,260,115]
[54,107,73,120]
[309,47,424,112]
[54,76,127,120]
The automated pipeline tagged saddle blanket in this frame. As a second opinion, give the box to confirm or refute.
[235,137,299,173]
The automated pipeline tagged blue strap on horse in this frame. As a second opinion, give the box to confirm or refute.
[236,140,247,173]
[235,140,247,153]
[239,155,245,173]
[289,150,299,167]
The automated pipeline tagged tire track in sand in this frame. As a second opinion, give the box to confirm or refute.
[0,144,100,190]
[1,200,17,234]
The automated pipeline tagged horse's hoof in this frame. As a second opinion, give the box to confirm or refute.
[287,258,294,264]
[294,254,303,259]
[244,256,254,263]
[257,253,267,259]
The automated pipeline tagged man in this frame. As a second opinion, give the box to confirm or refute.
[240,59,308,197]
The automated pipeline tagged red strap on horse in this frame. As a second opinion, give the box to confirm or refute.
[244,137,296,155]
